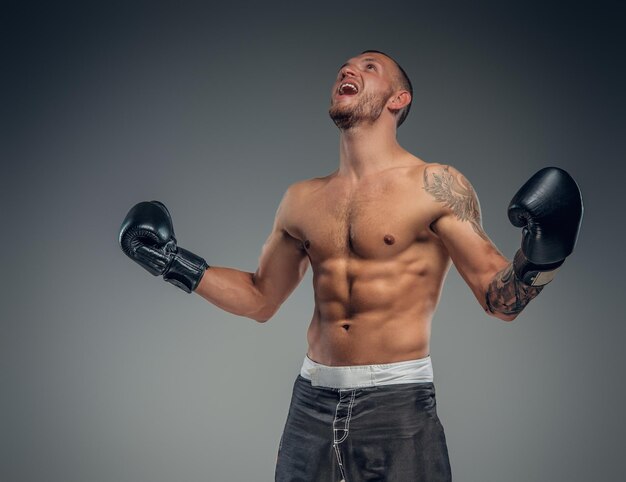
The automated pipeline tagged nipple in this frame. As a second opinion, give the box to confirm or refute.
[384,234,395,245]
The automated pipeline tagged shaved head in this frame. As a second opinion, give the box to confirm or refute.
[360,50,413,128]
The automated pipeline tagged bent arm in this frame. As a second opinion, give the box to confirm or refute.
[424,164,542,321]
[483,252,544,321]
[195,266,271,323]
[195,184,309,323]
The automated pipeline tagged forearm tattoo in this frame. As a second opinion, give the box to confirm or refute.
[423,164,491,243]
[484,262,543,316]
[423,165,540,316]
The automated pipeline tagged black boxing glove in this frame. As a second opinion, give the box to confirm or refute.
[118,200,209,293]
[508,167,583,286]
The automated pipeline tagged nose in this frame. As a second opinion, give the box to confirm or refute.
[339,63,357,79]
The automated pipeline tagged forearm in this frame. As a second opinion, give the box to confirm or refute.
[194,266,271,322]
[484,257,545,321]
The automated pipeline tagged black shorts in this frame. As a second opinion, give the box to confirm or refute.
[275,373,452,481]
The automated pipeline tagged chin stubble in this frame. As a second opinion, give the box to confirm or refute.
[328,89,393,130]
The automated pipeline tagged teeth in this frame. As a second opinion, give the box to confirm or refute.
[339,82,358,94]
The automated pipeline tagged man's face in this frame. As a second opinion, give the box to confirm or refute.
[329,53,398,130]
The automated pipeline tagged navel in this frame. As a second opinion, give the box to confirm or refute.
[383,234,395,245]
[304,239,310,249]
[342,324,350,331]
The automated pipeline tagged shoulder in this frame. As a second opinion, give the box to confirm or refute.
[282,177,318,200]
[282,175,329,203]
[418,162,471,187]
[417,162,483,221]
[419,162,478,199]
[275,177,319,219]
[273,178,322,238]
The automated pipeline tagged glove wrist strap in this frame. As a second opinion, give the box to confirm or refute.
[163,247,210,293]
[512,248,563,287]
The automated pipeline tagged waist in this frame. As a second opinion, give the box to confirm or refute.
[300,354,434,389]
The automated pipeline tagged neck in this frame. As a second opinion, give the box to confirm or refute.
[336,120,406,181]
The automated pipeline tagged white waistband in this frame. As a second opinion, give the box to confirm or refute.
[300,354,434,389]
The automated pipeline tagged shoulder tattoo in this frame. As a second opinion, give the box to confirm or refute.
[422,164,490,242]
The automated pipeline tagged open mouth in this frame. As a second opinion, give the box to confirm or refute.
[337,81,359,97]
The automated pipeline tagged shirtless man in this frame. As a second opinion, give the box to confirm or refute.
[119,50,583,481]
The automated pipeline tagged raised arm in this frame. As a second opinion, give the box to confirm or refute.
[118,184,309,323]
[423,164,582,322]
[423,164,521,321]
[195,183,309,322]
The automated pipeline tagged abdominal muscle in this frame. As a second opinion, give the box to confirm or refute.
[305,254,448,366]
[292,162,452,367]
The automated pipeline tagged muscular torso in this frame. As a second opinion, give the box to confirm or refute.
[283,158,453,366]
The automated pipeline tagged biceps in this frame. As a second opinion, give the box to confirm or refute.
[423,163,509,296]
[434,214,509,295]
[253,229,309,310]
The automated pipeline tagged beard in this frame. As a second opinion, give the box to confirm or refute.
[328,87,394,130]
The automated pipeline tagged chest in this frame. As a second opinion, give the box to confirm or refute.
[288,176,440,260]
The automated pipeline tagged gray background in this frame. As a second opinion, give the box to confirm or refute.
[2,1,624,481]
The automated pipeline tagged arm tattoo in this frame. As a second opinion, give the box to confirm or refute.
[422,165,491,242]
[423,165,539,316]
[485,262,543,316]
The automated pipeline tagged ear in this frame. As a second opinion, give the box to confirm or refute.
[387,90,411,113]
